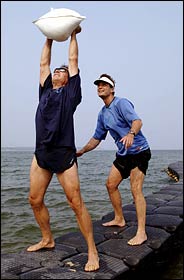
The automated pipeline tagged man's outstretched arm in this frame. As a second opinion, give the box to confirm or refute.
[76,138,101,157]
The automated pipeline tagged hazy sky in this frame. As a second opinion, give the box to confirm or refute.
[1,1,183,150]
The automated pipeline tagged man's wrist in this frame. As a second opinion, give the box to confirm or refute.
[128,130,136,136]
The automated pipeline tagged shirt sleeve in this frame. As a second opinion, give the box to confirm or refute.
[65,73,82,109]
[116,98,141,126]
[39,74,52,100]
[93,111,108,140]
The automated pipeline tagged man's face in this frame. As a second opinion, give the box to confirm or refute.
[97,82,114,99]
[52,68,69,83]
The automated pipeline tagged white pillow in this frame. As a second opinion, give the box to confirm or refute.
[33,8,86,42]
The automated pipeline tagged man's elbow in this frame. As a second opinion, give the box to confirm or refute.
[69,56,78,65]
[139,119,143,128]
[134,119,143,128]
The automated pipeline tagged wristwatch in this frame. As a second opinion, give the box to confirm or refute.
[128,130,136,136]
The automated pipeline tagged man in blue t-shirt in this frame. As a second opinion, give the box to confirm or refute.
[77,73,151,246]
[27,27,99,272]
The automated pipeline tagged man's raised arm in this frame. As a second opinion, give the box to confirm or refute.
[40,38,53,86]
[68,26,81,77]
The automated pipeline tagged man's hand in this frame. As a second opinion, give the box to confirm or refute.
[74,25,82,34]
[119,134,134,150]
[76,149,84,157]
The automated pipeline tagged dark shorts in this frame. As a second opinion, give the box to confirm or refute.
[35,147,77,173]
[113,148,151,179]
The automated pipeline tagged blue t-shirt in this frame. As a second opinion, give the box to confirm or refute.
[35,73,82,150]
[93,96,150,156]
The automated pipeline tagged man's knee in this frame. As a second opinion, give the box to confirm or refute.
[28,194,43,208]
[70,199,83,216]
[106,179,117,193]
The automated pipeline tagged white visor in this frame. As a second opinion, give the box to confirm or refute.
[94,76,114,87]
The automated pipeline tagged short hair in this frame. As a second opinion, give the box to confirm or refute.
[60,64,69,71]
[100,74,115,87]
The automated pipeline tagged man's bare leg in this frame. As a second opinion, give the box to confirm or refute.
[128,167,147,245]
[102,165,126,227]
[27,156,55,251]
[76,203,99,272]
[57,163,99,271]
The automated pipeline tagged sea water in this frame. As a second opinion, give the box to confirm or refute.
[1,148,183,278]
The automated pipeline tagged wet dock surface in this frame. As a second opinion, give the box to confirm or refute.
[1,161,183,279]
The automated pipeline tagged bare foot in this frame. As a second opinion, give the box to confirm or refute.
[84,252,99,272]
[102,219,126,227]
[127,233,147,246]
[27,240,55,252]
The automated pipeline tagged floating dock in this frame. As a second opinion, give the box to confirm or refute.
[1,161,183,279]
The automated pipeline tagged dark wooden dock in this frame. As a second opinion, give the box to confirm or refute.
[1,161,183,279]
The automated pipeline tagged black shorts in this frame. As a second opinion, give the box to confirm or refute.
[113,148,151,179]
[35,147,77,173]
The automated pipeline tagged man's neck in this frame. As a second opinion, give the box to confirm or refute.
[103,95,115,107]
[52,81,66,89]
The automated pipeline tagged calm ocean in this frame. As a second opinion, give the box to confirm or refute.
[1,148,183,278]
